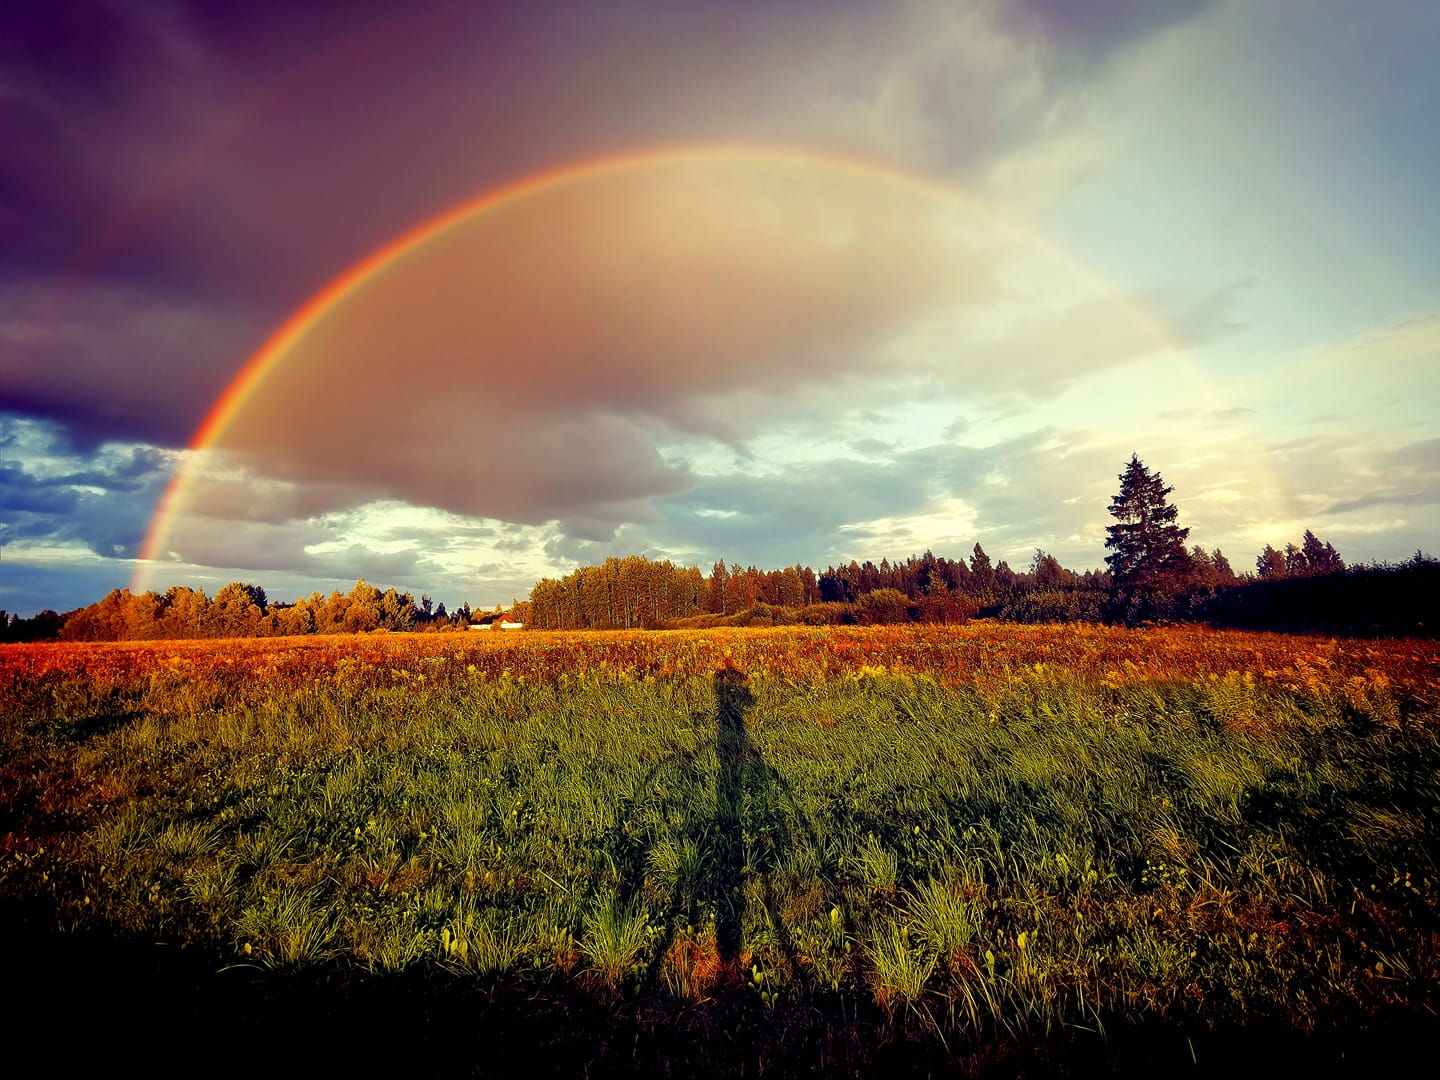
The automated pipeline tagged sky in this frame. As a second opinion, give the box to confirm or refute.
[2,0,1437,617]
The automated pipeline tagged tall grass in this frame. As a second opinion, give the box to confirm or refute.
[2,626,1436,1049]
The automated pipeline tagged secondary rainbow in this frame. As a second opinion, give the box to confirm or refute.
[132,143,1199,594]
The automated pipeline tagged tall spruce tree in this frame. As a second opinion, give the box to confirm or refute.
[1105,455,1191,605]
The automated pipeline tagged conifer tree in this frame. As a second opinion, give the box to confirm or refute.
[1105,455,1191,603]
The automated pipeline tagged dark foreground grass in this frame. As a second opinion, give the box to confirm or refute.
[2,626,1437,1075]
[4,891,1431,1079]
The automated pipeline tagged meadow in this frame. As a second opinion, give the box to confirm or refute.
[2,623,1437,1075]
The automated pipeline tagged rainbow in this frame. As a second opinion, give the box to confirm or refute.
[131,143,1200,594]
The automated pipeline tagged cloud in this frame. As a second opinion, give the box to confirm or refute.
[1152,278,1255,346]
[565,428,1122,574]
[134,516,547,612]
[2,0,1203,295]
[136,493,569,605]
[1157,406,1255,424]
[135,153,1276,585]
[0,417,177,557]
[1321,438,1440,515]
[1004,0,1216,68]
[849,438,894,457]
[2,0,1213,456]
[896,291,1174,403]
[168,157,1097,554]
[0,559,137,617]
[0,278,261,448]
[145,517,339,575]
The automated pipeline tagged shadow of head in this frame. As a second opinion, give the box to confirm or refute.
[713,661,755,727]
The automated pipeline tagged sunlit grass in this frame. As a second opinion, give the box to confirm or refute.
[1,624,1437,1054]
[583,893,652,985]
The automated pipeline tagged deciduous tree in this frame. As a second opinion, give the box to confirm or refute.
[1256,544,1287,579]
[1302,529,1345,575]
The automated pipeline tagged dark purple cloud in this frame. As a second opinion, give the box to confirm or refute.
[3,0,1214,454]
[0,279,257,448]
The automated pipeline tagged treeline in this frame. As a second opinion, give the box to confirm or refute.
[524,538,1436,638]
[32,580,480,643]
[1205,553,1439,637]
[1255,530,1346,579]
[0,609,67,644]
[8,536,1435,644]
[522,546,1117,630]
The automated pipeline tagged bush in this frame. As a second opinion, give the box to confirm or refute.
[659,602,809,631]
[854,589,915,625]
[914,592,979,625]
[799,603,852,626]
[999,589,1106,625]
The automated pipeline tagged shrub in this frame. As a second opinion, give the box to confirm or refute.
[854,589,916,625]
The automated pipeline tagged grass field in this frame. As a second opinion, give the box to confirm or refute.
[2,623,1437,1076]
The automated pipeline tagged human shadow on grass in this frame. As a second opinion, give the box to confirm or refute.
[711,661,758,967]
[594,662,833,991]
[681,662,828,980]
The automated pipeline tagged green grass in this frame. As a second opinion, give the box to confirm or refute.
[2,640,1437,1073]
